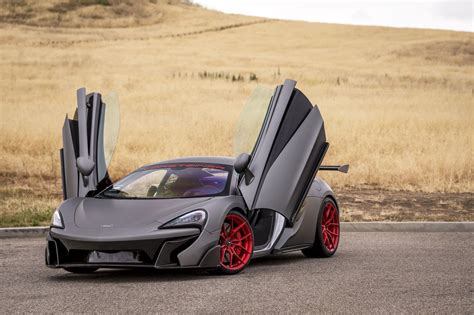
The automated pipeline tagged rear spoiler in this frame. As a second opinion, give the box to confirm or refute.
[319,164,349,173]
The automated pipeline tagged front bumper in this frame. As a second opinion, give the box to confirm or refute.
[45,229,220,269]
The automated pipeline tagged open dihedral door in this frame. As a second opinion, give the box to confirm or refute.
[60,88,119,199]
[238,79,328,223]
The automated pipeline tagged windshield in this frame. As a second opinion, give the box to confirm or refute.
[98,164,232,199]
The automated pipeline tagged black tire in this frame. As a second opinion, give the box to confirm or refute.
[302,198,340,258]
[209,211,254,275]
[63,267,99,274]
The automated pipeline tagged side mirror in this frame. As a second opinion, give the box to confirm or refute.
[234,153,255,185]
[234,153,251,174]
[76,157,95,176]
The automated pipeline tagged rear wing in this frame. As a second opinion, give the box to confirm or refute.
[319,164,349,173]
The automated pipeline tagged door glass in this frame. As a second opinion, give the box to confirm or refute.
[233,86,274,156]
[97,92,120,182]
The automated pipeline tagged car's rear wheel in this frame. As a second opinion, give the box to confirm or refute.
[63,267,99,274]
[213,211,253,275]
[302,198,340,258]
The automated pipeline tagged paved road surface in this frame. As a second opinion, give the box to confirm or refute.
[1,233,472,313]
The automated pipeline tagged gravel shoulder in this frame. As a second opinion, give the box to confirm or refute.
[336,189,473,221]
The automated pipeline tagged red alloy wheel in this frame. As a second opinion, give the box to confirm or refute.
[219,213,253,271]
[321,202,340,252]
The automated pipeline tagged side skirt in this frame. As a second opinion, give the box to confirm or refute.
[252,213,286,258]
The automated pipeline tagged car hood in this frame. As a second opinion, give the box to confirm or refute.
[73,197,211,229]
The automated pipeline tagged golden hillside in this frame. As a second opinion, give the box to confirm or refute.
[0,0,472,225]
[0,0,194,28]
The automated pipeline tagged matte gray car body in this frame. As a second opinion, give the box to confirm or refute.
[48,158,334,268]
[46,79,342,271]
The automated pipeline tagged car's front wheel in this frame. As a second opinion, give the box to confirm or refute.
[302,198,340,258]
[212,211,253,275]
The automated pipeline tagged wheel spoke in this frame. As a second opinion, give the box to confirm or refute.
[327,205,334,220]
[227,248,234,268]
[324,207,330,221]
[233,243,250,254]
[229,222,246,237]
[326,229,339,236]
[234,233,251,242]
[326,231,334,248]
[230,248,244,264]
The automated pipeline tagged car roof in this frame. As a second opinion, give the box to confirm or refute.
[143,156,236,168]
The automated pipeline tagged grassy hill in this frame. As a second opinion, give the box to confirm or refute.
[0,0,472,225]
[1,0,191,28]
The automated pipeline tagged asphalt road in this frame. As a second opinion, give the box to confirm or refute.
[1,233,472,313]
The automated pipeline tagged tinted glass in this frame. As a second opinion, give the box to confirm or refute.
[233,86,274,156]
[98,164,231,199]
[97,92,120,182]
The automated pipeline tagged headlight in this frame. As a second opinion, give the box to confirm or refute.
[51,209,64,229]
[161,210,207,229]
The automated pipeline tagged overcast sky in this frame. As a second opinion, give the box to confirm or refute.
[191,0,473,32]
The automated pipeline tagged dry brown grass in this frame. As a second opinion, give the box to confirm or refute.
[0,1,473,225]
[0,0,193,28]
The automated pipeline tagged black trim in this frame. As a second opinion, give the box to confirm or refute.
[68,119,79,158]
[45,235,60,267]
[290,142,329,224]
[46,233,206,269]
[56,237,163,261]
[59,149,66,200]
[91,93,102,184]
[273,244,313,254]
[154,236,198,267]
[198,245,221,268]
[319,164,349,173]
[264,89,312,173]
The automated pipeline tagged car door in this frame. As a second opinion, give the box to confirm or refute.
[60,88,119,199]
[238,79,328,223]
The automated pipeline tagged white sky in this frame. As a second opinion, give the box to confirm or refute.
[191,0,473,32]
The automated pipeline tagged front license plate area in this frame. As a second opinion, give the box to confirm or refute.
[88,251,142,264]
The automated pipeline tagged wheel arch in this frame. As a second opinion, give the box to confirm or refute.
[323,193,339,209]
[177,196,247,267]
[228,206,248,217]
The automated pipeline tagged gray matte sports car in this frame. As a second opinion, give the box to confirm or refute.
[45,79,348,275]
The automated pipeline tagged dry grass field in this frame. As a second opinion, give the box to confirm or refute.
[0,0,473,226]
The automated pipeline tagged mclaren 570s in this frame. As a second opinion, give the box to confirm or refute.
[45,79,348,275]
